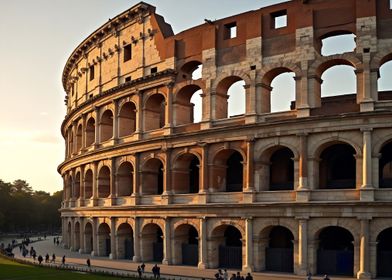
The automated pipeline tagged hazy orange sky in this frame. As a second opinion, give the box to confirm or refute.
[0,0,390,194]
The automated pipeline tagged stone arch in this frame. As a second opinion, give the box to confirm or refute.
[212,71,252,90]
[172,151,201,194]
[97,222,111,257]
[371,220,392,242]
[140,157,164,195]
[208,219,245,238]
[172,219,200,236]
[179,60,203,80]
[140,222,164,262]
[370,49,392,69]
[84,168,93,199]
[84,221,93,254]
[74,221,81,251]
[309,219,358,244]
[73,171,81,199]
[309,54,363,77]
[173,84,204,125]
[310,136,362,159]
[258,62,302,84]
[116,222,134,259]
[99,109,114,142]
[211,148,245,192]
[143,93,166,131]
[76,123,83,152]
[97,165,111,198]
[117,161,134,196]
[172,222,199,266]
[85,116,95,147]
[118,101,137,137]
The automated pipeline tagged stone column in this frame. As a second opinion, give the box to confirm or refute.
[135,91,143,140]
[91,218,98,256]
[165,82,174,133]
[198,217,207,269]
[162,218,171,265]
[133,218,141,262]
[358,52,374,112]
[110,158,117,205]
[360,128,374,201]
[259,83,272,114]
[243,217,253,272]
[109,217,117,259]
[92,161,98,206]
[79,218,85,254]
[245,139,255,192]
[307,75,322,109]
[81,114,87,150]
[357,218,372,279]
[297,133,310,202]
[131,153,140,205]
[297,218,308,275]
[245,70,257,124]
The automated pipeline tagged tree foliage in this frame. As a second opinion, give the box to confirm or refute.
[0,179,62,233]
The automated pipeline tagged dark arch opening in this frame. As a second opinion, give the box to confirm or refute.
[85,118,95,147]
[226,152,243,192]
[317,226,354,276]
[119,102,136,137]
[379,142,392,188]
[266,226,294,273]
[319,144,356,189]
[217,225,242,269]
[100,110,113,142]
[269,148,294,191]
[377,228,392,277]
[144,94,166,131]
[142,159,164,195]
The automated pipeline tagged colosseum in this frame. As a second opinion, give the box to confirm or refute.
[59,0,392,278]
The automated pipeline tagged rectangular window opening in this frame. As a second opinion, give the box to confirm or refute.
[151,67,158,74]
[224,22,237,39]
[272,10,287,29]
[125,76,132,82]
[123,44,132,62]
[89,65,95,81]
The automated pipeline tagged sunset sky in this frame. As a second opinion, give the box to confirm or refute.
[0,0,390,194]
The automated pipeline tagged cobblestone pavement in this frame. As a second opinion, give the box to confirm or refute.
[11,237,358,280]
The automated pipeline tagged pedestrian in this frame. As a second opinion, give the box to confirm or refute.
[306,272,312,280]
[245,273,253,280]
[141,262,145,273]
[229,274,236,280]
[51,253,56,263]
[235,272,241,280]
[137,265,142,278]
[57,239,60,246]
[152,264,157,278]
[223,269,228,280]
[323,275,330,280]
[62,255,66,266]
[45,253,49,263]
[32,251,36,261]
[53,237,56,244]
[38,255,43,265]
[86,258,91,269]
[157,264,160,279]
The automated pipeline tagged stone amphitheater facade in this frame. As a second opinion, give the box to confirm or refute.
[59,0,392,278]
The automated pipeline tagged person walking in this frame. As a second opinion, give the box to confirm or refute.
[306,272,312,280]
[86,258,91,269]
[245,273,253,280]
[141,262,145,273]
[45,253,49,263]
[152,264,157,278]
[61,255,66,266]
[223,269,228,280]
[37,255,43,265]
[137,266,142,279]
[51,253,56,263]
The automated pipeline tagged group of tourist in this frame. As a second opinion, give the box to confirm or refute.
[215,269,253,280]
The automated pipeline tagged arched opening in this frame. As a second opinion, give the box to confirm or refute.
[141,224,163,262]
[85,117,95,147]
[172,153,200,194]
[173,224,199,266]
[119,102,136,137]
[76,124,82,152]
[97,223,111,257]
[269,147,294,191]
[144,94,166,131]
[317,226,354,276]
[212,150,244,192]
[378,57,392,100]
[117,223,134,260]
[100,110,113,142]
[117,162,134,196]
[270,72,295,113]
[84,222,93,254]
[142,159,164,195]
[74,172,81,199]
[180,61,203,80]
[66,176,72,200]
[319,143,356,189]
[210,225,242,269]
[215,76,246,119]
[265,226,294,273]
[377,227,392,277]
[74,222,80,251]
[174,85,203,125]
[84,169,93,199]
[321,33,356,56]
[98,166,110,198]
[379,142,392,188]
[321,65,356,98]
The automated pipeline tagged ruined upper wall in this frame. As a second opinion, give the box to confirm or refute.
[62,0,392,113]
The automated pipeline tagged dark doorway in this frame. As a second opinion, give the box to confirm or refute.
[266,226,294,272]
[319,144,356,189]
[124,238,134,259]
[226,152,243,192]
[269,148,294,190]
[219,226,242,268]
[182,227,199,266]
[377,228,392,277]
[317,226,354,276]
[153,227,164,262]
[189,158,200,193]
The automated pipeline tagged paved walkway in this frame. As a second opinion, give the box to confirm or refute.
[11,237,358,280]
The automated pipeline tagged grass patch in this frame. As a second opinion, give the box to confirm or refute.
[0,256,128,280]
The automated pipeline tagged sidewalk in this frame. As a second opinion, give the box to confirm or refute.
[13,237,357,280]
